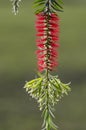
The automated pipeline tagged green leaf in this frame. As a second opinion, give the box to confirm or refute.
[33,0,46,13]
[33,2,45,8]
[60,82,71,95]
[51,4,63,12]
[44,109,48,120]
[49,79,61,94]
[52,0,63,9]
[49,109,55,118]
[26,78,41,85]
[50,120,58,130]
[58,0,64,4]
[34,0,45,4]
[33,78,42,87]
[35,8,44,14]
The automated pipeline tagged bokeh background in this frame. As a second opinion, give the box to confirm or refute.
[0,0,86,130]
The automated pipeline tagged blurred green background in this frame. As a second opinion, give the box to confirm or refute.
[0,0,86,130]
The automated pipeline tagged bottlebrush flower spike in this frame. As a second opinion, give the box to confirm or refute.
[36,12,60,72]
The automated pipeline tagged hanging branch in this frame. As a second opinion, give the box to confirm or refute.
[11,0,21,15]
[10,0,71,130]
[24,1,71,130]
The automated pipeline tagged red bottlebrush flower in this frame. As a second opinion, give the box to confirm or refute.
[37,43,45,48]
[36,12,60,72]
[37,54,45,59]
[51,43,59,48]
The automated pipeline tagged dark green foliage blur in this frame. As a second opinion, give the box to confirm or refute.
[0,0,86,130]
